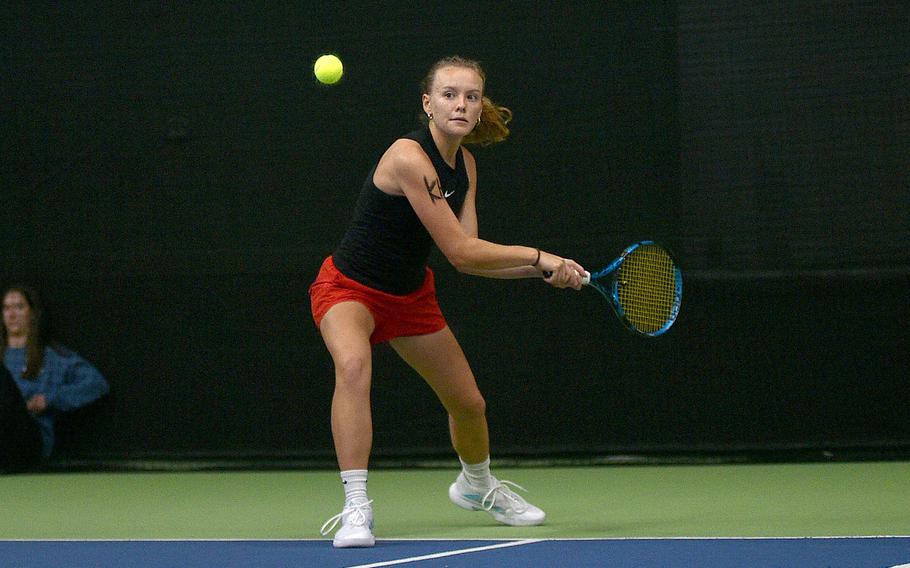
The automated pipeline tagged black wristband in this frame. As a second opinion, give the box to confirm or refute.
[532,248,541,267]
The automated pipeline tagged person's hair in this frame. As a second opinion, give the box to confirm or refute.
[2,284,47,380]
[420,56,512,146]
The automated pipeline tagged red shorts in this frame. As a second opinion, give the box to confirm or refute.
[309,256,448,345]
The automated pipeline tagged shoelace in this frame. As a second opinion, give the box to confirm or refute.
[319,499,373,536]
[480,480,530,514]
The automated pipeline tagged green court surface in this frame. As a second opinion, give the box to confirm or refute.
[2,462,908,540]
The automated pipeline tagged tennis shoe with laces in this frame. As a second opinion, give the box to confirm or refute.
[448,472,546,526]
[320,499,375,548]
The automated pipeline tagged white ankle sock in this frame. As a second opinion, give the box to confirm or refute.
[340,469,369,504]
[460,456,492,489]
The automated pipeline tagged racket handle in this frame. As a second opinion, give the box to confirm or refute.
[541,271,592,285]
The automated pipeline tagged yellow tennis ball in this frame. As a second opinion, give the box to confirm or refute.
[314,54,343,85]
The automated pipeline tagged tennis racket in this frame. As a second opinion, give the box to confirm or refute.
[548,240,682,337]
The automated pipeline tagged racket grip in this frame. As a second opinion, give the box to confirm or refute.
[541,271,592,285]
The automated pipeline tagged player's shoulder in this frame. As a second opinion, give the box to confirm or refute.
[383,138,433,172]
[374,137,433,192]
[388,137,425,157]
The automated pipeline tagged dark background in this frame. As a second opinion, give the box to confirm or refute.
[3,2,908,465]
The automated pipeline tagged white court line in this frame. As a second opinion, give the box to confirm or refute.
[344,538,544,568]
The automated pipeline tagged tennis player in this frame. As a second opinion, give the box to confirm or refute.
[310,56,586,548]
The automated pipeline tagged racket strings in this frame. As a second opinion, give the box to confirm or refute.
[616,245,678,333]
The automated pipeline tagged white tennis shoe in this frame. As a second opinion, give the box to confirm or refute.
[448,472,546,526]
[320,499,375,548]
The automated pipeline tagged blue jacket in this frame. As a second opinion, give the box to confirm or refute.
[4,346,109,457]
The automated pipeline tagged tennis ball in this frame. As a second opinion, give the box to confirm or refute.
[314,54,343,85]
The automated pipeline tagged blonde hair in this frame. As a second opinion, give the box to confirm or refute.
[420,56,512,146]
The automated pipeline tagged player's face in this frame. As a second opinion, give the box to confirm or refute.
[2,291,32,339]
[423,66,484,138]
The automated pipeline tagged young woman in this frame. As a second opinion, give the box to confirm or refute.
[1,285,109,471]
[310,56,587,548]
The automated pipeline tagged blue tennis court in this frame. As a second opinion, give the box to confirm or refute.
[2,537,909,567]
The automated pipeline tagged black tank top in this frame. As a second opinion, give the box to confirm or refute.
[332,126,469,295]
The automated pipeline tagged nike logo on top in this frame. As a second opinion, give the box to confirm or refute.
[424,176,454,202]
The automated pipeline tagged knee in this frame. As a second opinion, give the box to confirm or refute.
[333,354,371,393]
[450,390,486,421]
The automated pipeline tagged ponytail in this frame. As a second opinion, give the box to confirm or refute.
[463,96,512,146]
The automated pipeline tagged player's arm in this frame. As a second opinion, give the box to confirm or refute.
[456,148,540,280]
[374,140,539,273]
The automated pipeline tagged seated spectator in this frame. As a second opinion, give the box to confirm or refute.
[1,284,109,472]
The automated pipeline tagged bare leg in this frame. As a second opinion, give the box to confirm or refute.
[390,326,488,464]
[319,301,376,471]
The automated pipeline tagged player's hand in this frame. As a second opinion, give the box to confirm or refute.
[539,252,586,290]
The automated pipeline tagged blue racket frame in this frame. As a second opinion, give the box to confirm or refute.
[584,240,683,337]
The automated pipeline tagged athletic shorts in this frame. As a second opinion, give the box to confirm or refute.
[308,256,448,345]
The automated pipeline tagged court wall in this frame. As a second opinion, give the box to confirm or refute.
[3,2,908,464]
